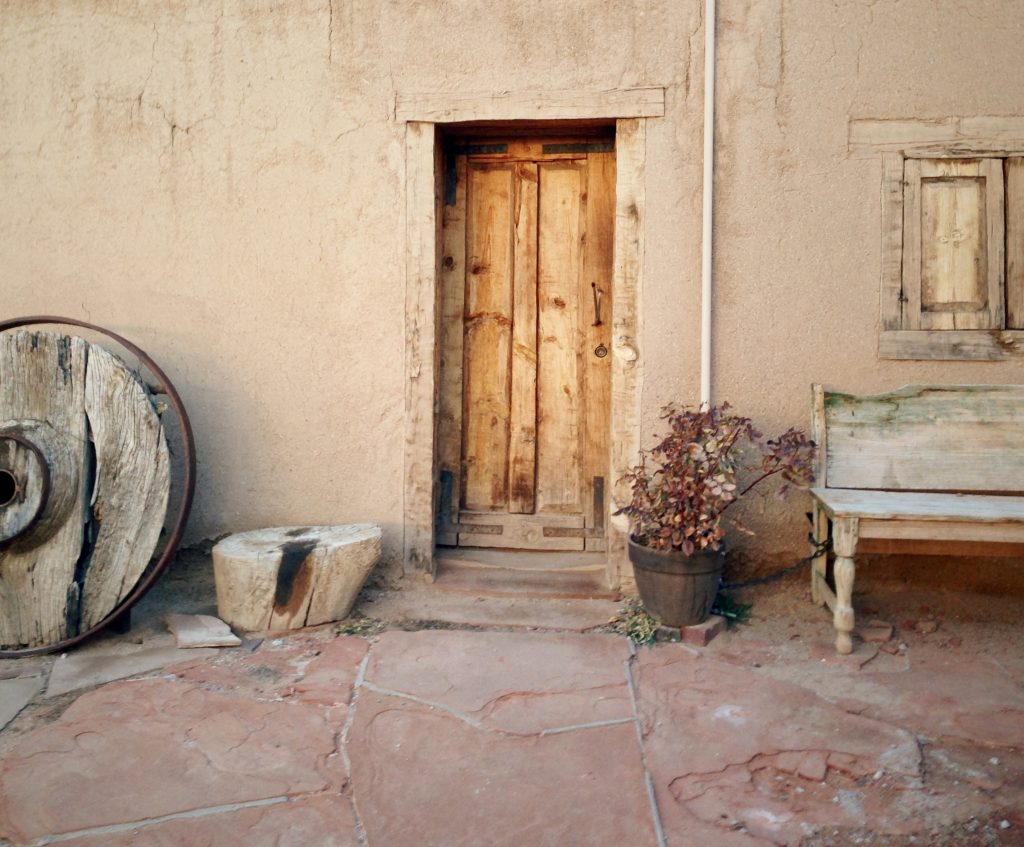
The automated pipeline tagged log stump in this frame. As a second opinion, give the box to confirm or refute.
[212,525,382,632]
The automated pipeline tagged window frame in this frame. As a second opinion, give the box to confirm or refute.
[849,117,1024,361]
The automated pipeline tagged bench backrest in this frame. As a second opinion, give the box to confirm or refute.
[812,384,1024,493]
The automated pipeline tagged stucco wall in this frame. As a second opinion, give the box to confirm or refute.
[2,1,1021,567]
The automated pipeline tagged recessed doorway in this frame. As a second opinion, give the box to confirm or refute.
[434,128,616,556]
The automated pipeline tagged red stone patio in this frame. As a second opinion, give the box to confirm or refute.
[1,556,1023,847]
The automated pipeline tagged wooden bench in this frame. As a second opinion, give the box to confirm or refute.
[809,384,1024,654]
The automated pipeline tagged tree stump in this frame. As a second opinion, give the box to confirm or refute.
[212,525,382,632]
[0,331,170,652]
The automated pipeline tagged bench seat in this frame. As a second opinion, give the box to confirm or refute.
[812,488,1024,525]
[809,384,1024,654]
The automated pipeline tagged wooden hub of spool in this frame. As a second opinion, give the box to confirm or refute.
[0,326,187,655]
[0,422,78,550]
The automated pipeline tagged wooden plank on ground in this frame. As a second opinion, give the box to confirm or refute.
[536,161,585,514]
[462,163,514,511]
[508,162,539,514]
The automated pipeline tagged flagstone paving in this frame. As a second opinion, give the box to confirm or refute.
[1,585,1023,846]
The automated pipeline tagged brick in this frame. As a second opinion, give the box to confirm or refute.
[680,615,726,647]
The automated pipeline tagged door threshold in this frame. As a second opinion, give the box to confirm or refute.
[433,547,619,601]
[435,546,606,572]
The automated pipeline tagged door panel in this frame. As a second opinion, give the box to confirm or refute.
[438,140,614,551]
[536,162,585,514]
[509,163,539,514]
[462,164,514,512]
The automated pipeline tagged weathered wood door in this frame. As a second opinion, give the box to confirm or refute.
[437,138,615,551]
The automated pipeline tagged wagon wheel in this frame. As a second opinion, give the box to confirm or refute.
[0,316,196,657]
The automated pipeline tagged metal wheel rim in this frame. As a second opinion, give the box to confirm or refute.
[0,316,196,657]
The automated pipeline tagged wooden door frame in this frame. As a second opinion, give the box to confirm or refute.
[400,88,664,588]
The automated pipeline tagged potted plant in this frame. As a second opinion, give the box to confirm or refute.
[616,403,815,627]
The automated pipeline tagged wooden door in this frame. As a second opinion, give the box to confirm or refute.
[437,138,615,551]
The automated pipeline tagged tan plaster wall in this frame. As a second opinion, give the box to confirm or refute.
[2,1,1021,565]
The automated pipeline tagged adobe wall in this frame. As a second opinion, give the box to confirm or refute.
[2,1,1020,568]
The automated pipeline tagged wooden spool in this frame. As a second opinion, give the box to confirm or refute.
[212,525,382,632]
[0,330,171,652]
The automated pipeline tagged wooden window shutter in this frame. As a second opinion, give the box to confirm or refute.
[1008,158,1024,329]
[901,158,1005,330]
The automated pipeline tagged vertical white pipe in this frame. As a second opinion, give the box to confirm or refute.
[700,0,716,407]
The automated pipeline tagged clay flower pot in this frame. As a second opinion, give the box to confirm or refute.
[628,537,725,627]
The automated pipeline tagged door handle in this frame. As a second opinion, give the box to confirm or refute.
[591,282,603,326]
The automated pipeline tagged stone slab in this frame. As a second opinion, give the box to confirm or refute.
[167,635,368,707]
[348,689,656,847]
[359,584,623,632]
[364,630,633,733]
[46,644,219,697]
[0,674,43,730]
[0,677,344,842]
[166,613,242,648]
[633,646,923,846]
[53,796,360,847]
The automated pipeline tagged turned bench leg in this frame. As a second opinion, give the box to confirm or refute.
[832,516,859,654]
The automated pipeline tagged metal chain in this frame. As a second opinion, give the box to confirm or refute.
[719,533,832,591]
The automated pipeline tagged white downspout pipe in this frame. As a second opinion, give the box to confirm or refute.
[700,0,716,407]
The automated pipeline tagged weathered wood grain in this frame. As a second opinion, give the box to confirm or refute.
[0,332,88,649]
[811,382,1024,653]
[0,422,77,546]
[812,488,1024,523]
[879,153,905,331]
[608,118,645,588]
[1008,157,1024,329]
[508,162,539,514]
[879,329,1024,360]
[536,162,585,514]
[462,163,515,511]
[213,525,382,632]
[582,152,615,552]
[403,121,440,573]
[457,511,584,551]
[900,158,923,330]
[437,152,469,545]
[81,345,170,629]
[396,87,666,123]
[849,116,1024,156]
[822,384,1024,492]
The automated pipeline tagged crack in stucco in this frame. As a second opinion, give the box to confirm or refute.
[327,0,334,67]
